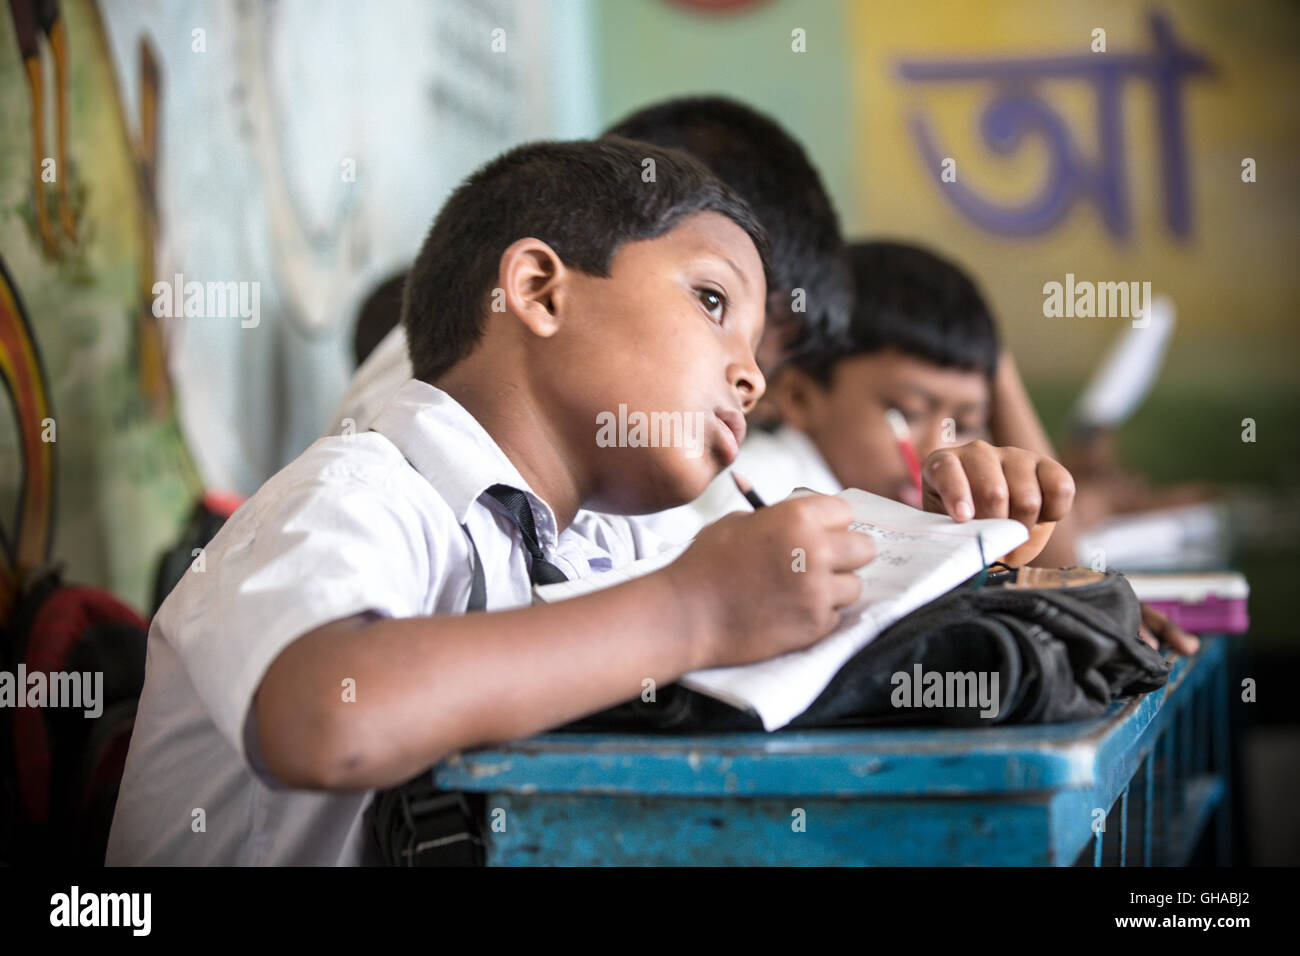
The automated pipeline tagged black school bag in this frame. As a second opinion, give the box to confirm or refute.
[559,565,1172,733]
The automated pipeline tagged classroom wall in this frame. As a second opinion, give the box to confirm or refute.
[591,3,1300,470]
[1,0,597,613]
[98,0,598,497]
[593,0,855,237]
[842,0,1300,511]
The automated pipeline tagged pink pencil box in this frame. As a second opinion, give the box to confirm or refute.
[1122,572,1250,634]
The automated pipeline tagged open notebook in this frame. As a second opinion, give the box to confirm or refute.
[535,488,1029,731]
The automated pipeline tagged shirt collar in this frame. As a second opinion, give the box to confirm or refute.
[368,379,562,548]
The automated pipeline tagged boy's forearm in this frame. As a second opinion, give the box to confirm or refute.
[989,350,1057,458]
[255,567,715,790]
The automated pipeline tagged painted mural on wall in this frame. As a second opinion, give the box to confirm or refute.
[1,0,199,617]
[2,0,593,615]
[96,0,593,493]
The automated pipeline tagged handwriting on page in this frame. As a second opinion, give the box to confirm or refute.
[846,519,981,612]
[850,520,913,541]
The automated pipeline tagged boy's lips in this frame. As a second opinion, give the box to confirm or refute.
[714,408,746,463]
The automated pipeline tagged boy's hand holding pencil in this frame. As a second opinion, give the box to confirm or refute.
[662,490,876,670]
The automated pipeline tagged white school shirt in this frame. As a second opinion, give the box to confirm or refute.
[326,324,413,435]
[635,424,844,545]
[106,379,664,866]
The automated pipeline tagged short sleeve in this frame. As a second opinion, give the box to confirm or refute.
[155,472,437,770]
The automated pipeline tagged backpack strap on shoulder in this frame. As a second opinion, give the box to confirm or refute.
[366,523,487,865]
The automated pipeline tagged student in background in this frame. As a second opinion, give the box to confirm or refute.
[644,241,1052,542]
[759,240,1023,516]
[352,272,408,368]
[649,240,1198,655]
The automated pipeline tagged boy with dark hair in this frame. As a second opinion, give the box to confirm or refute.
[108,138,883,864]
[772,240,1002,509]
[788,240,1000,393]
[656,239,1195,651]
[400,134,769,386]
[642,240,1012,539]
[602,95,852,375]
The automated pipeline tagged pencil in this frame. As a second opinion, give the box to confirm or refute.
[884,408,924,499]
[732,472,767,510]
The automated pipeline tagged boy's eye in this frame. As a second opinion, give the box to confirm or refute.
[695,288,726,323]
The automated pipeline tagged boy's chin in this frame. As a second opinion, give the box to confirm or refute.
[593,459,718,515]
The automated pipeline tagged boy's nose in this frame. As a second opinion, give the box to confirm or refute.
[730,357,765,413]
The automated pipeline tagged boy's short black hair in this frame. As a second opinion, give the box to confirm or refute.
[353,271,407,368]
[604,96,851,364]
[793,240,1001,385]
[402,137,771,383]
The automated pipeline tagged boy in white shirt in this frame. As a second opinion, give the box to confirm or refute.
[106,138,873,865]
[108,140,1074,865]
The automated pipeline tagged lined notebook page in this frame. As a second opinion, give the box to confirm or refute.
[534,488,1028,730]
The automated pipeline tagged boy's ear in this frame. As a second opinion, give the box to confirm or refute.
[769,366,828,433]
[497,238,568,338]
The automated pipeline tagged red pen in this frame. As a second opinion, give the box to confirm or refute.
[884,408,923,501]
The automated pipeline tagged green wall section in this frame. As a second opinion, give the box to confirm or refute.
[592,0,856,227]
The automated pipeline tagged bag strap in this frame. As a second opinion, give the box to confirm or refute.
[367,524,487,866]
[463,523,486,613]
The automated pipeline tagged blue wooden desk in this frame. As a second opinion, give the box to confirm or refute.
[434,635,1232,865]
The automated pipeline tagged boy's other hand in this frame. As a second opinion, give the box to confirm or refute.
[666,495,876,669]
[920,440,1076,565]
[1139,602,1201,657]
